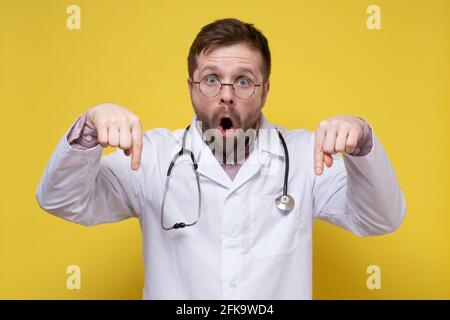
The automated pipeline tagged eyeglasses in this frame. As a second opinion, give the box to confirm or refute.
[192,74,263,99]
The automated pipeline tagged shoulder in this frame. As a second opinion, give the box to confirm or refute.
[142,127,184,148]
[278,127,315,153]
[283,128,314,144]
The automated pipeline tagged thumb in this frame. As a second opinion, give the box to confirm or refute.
[324,153,333,167]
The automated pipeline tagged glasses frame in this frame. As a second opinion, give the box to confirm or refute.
[192,74,264,99]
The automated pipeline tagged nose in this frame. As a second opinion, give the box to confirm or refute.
[219,84,235,106]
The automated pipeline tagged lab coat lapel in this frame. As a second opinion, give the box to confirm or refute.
[228,114,286,194]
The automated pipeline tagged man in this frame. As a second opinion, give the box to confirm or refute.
[36,18,406,299]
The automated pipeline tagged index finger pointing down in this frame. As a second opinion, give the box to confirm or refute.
[131,122,143,171]
[314,128,326,175]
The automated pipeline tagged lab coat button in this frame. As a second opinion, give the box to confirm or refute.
[354,147,360,154]
[85,134,93,142]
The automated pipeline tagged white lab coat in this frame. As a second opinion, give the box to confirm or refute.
[36,114,406,299]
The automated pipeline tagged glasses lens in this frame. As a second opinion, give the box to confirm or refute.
[233,77,255,99]
[200,75,221,97]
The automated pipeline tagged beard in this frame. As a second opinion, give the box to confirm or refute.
[194,105,262,164]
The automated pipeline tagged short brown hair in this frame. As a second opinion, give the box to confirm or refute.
[187,18,271,81]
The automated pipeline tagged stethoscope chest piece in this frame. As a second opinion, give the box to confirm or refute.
[275,194,295,212]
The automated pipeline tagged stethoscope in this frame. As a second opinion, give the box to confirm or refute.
[161,124,295,231]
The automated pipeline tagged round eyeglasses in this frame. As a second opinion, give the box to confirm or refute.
[193,75,263,99]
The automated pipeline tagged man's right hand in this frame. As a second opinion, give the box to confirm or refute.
[86,103,143,171]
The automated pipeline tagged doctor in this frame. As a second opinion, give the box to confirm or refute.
[36,18,406,299]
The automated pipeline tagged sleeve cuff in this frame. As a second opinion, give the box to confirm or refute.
[347,117,373,157]
[66,112,100,150]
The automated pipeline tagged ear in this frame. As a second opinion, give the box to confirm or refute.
[260,80,270,109]
[187,78,193,98]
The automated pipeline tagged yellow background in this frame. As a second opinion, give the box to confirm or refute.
[1,0,449,299]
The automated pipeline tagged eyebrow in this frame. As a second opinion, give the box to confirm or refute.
[199,65,256,78]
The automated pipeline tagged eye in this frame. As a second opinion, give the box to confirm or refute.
[205,75,219,85]
[236,77,251,87]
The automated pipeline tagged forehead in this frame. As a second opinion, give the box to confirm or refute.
[195,43,263,77]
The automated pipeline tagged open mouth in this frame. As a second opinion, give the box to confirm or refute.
[218,117,235,137]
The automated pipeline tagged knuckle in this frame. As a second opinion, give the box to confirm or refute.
[341,122,351,131]
[120,141,131,149]
[108,136,118,145]
[115,115,127,126]
[128,114,140,124]
[105,118,117,127]
[330,119,340,127]
[323,145,332,153]
[347,141,357,149]
[318,120,329,129]
[96,118,106,127]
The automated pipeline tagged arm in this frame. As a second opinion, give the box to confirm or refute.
[312,117,406,236]
[36,104,145,226]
